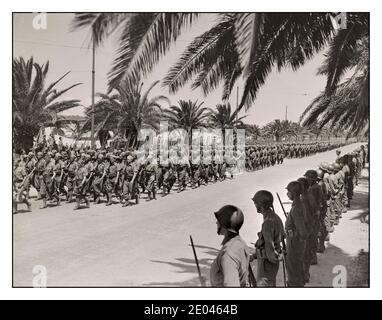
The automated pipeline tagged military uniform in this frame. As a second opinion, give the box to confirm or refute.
[285,198,308,287]
[255,208,285,287]
[210,234,250,287]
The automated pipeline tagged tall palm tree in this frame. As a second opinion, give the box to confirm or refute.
[301,28,369,137]
[12,57,81,152]
[209,103,247,147]
[71,13,334,105]
[82,80,169,149]
[209,103,247,127]
[261,119,299,142]
[162,100,211,145]
[71,13,199,89]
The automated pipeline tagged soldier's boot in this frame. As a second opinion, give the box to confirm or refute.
[40,198,47,209]
[73,198,81,210]
[311,252,318,265]
[85,197,90,208]
[147,191,152,201]
[317,238,326,253]
[67,191,73,203]
[122,197,130,207]
[106,193,112,206]
[152,189,157,200]
[95,196,101,204]
[56,196,61,206]
[26,199,32,212]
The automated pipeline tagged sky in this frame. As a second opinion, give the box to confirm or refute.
[13,13,329,127]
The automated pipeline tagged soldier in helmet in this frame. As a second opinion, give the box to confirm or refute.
[73,155,90,210]
[210,205,251,287]
[65,152,78,203]
[316,167,330,252]
[285,181,308,287]
[93,154,107,204]
[34,151,46,200]
[252,190,285,287]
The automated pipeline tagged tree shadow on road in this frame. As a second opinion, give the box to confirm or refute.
[142,244,220,287]
[308,243,369,288]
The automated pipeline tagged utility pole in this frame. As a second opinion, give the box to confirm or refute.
[285,105,288,121]
[91,37,96,149]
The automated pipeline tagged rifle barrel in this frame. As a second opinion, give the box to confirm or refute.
[190,235,204,286]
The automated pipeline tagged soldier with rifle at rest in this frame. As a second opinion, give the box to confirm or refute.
[284,181,309,287]
[251,190,285,287]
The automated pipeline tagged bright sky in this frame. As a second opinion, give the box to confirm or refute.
[13,13,328,127]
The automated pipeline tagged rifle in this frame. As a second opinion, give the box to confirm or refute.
[189,235,206,287]
[81,171,93,194]
[276,192,288,219]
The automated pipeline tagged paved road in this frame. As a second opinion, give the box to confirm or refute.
[13,143,365,287]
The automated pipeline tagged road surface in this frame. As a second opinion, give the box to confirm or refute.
[13,142,368,287]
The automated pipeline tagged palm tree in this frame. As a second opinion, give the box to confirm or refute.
[71,13,335,104]
[209,103,246,128]
[71,13,199,89]
[82,80,169,149]
[208,103,247,149]
[162,100,211,144]
[12,57,81,152]
[301,17,369,137]
[301,37,370,136]
[261,119,299,142]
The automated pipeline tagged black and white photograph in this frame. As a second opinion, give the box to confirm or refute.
[11,11,370,289]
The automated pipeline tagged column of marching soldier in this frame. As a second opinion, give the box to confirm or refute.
[13,139,350,213]
[209,144,368,287]
[12,139,354,213]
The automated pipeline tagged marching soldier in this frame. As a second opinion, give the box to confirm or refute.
[210,205,250,287]
[73,156,90,210]
[93,154,106,204]
[66,152,78,203]
[252,190,285,287]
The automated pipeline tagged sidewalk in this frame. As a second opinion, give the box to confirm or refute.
[308,166,369,287]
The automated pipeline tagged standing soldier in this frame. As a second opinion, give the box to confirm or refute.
[210,205,250,287]
[252,190,285,287]
[297,176,315,283]
[304,170,325,264]
[285,181,308,287]
[316,167,330,252]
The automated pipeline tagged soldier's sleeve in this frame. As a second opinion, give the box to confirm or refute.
[220,253,241,287]
[293,206,308,240]
[262,220,278,264]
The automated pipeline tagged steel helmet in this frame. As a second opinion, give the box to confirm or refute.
[297,177,309,192]
[252,190,274,209]
[319,162,329,171]
[286,181,302,196]
[304,169,318,181]
[333,163,341,171]
[327,164,336,173]
[316,169,324,180]
[214,205,244,234]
